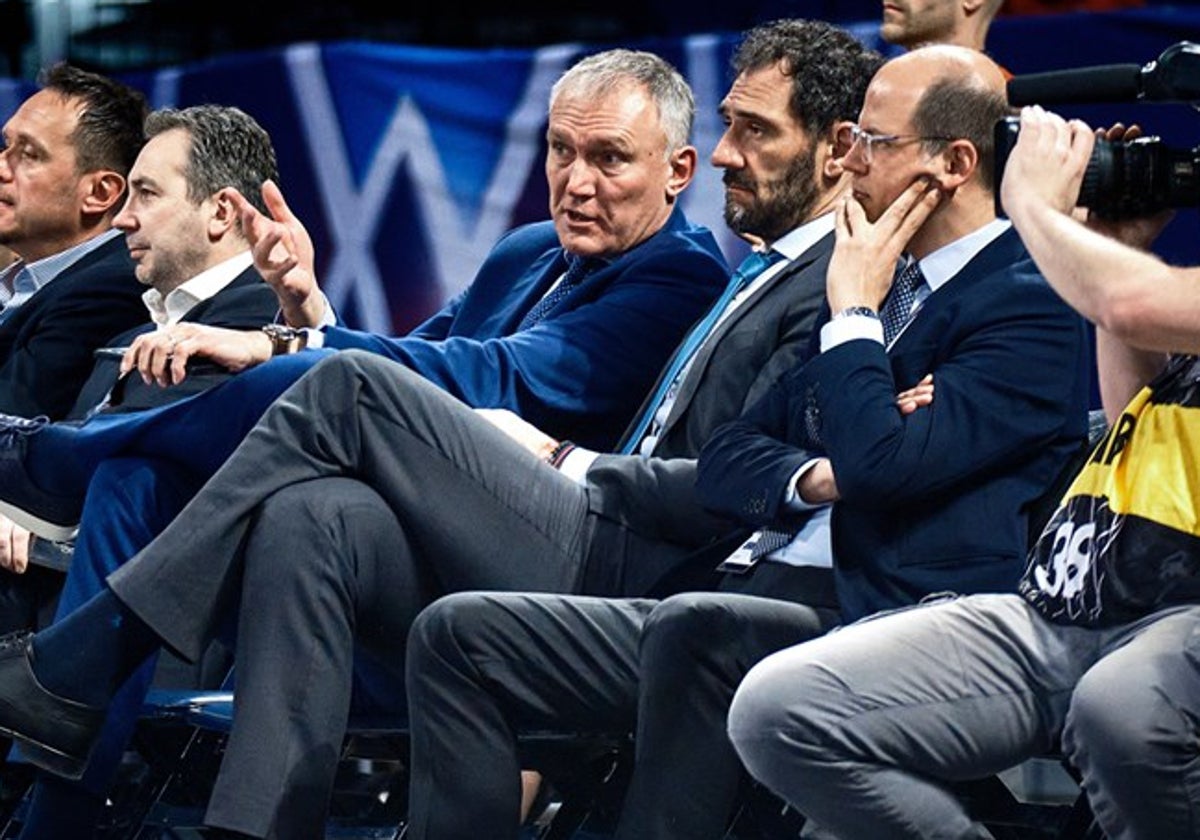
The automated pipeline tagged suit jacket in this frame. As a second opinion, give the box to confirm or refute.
[67,267,279,420]
[0,235,146,420]
[577,233,834,596]
[318,205,728,450]
[697,227,1092,621]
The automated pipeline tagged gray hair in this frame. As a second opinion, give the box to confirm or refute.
[550,48,694,156]
[143,104,279,215]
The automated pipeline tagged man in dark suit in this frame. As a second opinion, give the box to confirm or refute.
[399,43,1092,840]
[0,63,149,420]
[0,22,880,839]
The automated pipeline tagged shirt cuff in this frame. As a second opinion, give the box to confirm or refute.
[316,293,337,328]
[302,327,325,349]
[820,313,884,352]
[783,459,832,512]
[558,447,599,485]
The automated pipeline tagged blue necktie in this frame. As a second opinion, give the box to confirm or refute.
[618,249,785,455]
[518,252,596,331]
[881,260,925,346]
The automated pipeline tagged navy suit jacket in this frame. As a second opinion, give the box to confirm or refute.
[319,205,728,450]
[67,267,279,419]
[697,227,1092,622]
[0,235,146,420]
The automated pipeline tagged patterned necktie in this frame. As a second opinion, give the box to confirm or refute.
[881,260,926,346]
[618,248,785,454]
[518,252,596,331]
[745,525,798,562]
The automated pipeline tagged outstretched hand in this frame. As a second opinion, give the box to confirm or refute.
[227,181,326,327]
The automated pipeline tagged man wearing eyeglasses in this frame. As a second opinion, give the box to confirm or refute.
[400,42,1092,839]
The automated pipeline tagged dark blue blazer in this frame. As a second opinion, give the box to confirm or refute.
[0,235,146,420]
[320,205,728,450]
[67,267,279,419]
[697,227,1091,622]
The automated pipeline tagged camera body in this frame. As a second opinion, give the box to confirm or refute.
[994,115,1200,219]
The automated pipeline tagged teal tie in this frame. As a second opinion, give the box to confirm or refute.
[618,249,785,455]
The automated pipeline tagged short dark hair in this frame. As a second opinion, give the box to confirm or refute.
[911,77,1013,190]
[731,19,884,138]
[38,62,148,178]
[144,105,279,216]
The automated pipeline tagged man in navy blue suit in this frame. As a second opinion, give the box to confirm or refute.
[725,104,1200,840]
[395,43,1092,840]
[0,63,149,421]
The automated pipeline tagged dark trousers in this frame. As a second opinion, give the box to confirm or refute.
[404,562,839,840]
[204,478,433,839]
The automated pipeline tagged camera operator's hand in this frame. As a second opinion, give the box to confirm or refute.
[1083,122,1175,251]
[1000,105,1094,225]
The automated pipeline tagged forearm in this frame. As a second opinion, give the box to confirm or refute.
[1094,327,1169,422]
[1008,192,1199,355]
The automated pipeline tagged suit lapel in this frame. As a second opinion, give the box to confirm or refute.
[887,226,1023,354]
[509,249,569,332]
[659,235,830,437]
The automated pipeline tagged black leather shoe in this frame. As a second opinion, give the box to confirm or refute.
[0,413,81,541]
[0,631,103,779]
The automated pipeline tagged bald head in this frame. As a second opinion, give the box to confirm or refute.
[880,0,1004,52]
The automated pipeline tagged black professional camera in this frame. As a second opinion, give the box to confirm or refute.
[994,116,1200,220]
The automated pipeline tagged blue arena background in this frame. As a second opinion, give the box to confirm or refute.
[0,6,1195,337]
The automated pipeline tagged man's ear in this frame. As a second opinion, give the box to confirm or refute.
[832,120,855,163]
[822,121,855,179]
[81,171,126,216]
[207,188,238,239]
[665,145,698,200]
[932,139,978,190]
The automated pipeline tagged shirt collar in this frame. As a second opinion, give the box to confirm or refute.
[911,218,1011,293]
[767,212,836,263]
[15,228,123,295]
[142,250,254,328]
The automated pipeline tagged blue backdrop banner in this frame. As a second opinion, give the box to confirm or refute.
[0,7,1196,334]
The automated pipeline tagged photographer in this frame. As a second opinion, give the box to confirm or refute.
[726,103,1200,840]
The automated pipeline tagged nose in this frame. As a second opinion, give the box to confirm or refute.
[841,139,869,174]
[112,197,135,231]
[564,158,597,196]
[710,130,741,170]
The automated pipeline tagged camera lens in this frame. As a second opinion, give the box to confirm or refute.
[1078,139,1118,210]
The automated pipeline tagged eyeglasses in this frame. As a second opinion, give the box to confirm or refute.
[839,124,957,163]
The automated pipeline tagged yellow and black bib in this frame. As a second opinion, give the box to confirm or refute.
[1020,355,1200,626]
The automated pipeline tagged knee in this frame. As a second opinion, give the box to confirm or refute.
[1064,660,1173,772]
[406,592,490,681]
[246,479,396,581]
[727,647,837,787]
[641,593,737,666]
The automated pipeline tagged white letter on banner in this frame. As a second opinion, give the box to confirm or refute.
[282,43,574,332]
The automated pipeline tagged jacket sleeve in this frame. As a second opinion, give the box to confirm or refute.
[695,365,822,528]
[810,277,1087,510]
[320,243,726,448]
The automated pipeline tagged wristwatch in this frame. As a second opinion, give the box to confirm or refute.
[831,306,879,321]
[261,323,308,356]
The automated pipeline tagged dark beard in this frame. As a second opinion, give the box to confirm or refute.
[723,152,819,245]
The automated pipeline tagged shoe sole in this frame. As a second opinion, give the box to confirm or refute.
[0,499,78,542]
[0,723,86,779]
